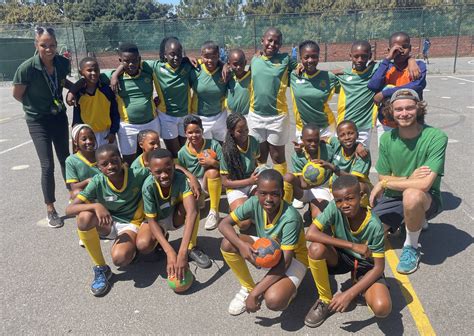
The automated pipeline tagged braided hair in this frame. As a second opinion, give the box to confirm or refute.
[222,113,247,181]
[136,129,159,156]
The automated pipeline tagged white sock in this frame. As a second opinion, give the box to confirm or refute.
[404,228,422,248]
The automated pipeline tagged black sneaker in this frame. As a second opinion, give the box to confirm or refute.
[47,211,64,228]
[188,247,212,269]
[91,265,112,297]
[304,299,331,328]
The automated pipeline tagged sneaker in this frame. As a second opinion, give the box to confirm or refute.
[397,245,421,274]
[292,199,305,209]
[204,210,220,230]
[188,246,211,269]
[228,286,249,316]
[47,211,64,228]
[304,299,331,328]
[90,265,112,297]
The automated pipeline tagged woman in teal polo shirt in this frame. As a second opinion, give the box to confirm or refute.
[13,27,73,228]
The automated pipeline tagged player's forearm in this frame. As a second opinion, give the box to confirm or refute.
[379,175,433,193]
[68,78,86,95]
[221,175,252,189]
[148,218,175,255]
[70,180,89,192]
[64,79,74,90]
[306,227,353,251]
[218,217,242,248]
[346,260,385,297]
[179,201,197,255]
[66,202,96,216]
[251,256,287,298]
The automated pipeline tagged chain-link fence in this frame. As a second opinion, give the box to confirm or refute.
[0,4,472,80]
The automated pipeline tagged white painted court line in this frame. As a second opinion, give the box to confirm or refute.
[11,164,29,170]
[447,76,474,83]
[441,78,448,80]
[447,139,459,143]
[441,97,451,99]
[0,140,32,155]
[458,82,466,85]
[0,117,11,122]
[467,106,474,109]
[424,89,430,92]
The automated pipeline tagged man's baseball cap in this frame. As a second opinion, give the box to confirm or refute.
[390,88,420,104]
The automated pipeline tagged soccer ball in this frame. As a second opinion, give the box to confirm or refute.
[197,149,217,159]
[167,269,194,293]
[302,162,328,187]
[252,237,282,268]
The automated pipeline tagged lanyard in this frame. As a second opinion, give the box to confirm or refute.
[42,67,59,98]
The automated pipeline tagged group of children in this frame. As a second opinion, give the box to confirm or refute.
[62,26,445,328]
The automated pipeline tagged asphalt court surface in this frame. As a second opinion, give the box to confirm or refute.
[0,63,473,335]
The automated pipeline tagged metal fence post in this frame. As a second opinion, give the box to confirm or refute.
[353,10,358,40]
[70,21,79,76]
[253,16,257,53]
[453,5,464,74]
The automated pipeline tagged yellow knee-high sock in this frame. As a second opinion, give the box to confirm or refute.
[187,214,200,250]
[78,228,106,266]
[207,177,222,212]
[221,250,255,291]
[273,162,288,176]
[308,257,332,303]
[283,181,294,204]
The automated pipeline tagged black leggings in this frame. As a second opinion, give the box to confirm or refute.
[26,113,70,204]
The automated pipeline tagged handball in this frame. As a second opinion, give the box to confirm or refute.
[197,149,217,159]
[302,162,329,187]
[167,269,194,293]
[252,237,282,268]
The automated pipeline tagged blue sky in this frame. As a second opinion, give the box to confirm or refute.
[158,0,180,5]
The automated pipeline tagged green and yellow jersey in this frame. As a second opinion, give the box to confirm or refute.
[336,63,379,130]
[78,166,148,225]
[191,63,227,117]
[249,53,297,116]
[291,142,335,177]
[177,139,223,178]
[142,170,193,220]
[290,70,339,131]
[327,136,371,185]
[130,153,146,170]
[220,135,260,179]
[313,201,385,259]
[231,196,308,266]
[376,125,448,208]
[65,152,100,184]
[153,61,193,118]
[226,71,251,115]
[103,61,157,124]
[72,83,120,133]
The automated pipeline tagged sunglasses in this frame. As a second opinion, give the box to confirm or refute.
[35,26,56,36]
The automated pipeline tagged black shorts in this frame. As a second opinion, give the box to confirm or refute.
[328,249,387,286]
[372,195,441,231]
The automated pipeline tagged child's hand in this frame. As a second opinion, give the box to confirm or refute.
[189,57,198,68]
[221,63,230,83]
[176,251,189,282]
[374,92,384,104]
[312,159,336,172]
[329,291,354,313]
[166,250,178,278]
[94,203,112,227]
[66,91,77,106]
[188,175,202,200]
[238,241,257,266]
[386,45,403,60]
[248,171,259,185]
[105,133,116,144]
[292,140,303,154]
[331,68,344,76]
[109,76,120,94]
[409,166,431,179]
[198,156,216,169]
[355,143,368,159]
[407,57,421,80]
[351,242,371,259]
[245,293,262,313]
[294,63,304,76]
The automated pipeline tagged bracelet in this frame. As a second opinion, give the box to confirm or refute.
[381,179,388,189]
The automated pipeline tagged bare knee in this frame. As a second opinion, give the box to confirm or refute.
[264,290,288,311]
[136,237,155,255]
[284,172,296,183]
[369,297,392,318]
[111,248,135,267]
[308,242,327,260]
[77,211,95,231]
[220,237,237,253]
[206,168,220,179]
[403,188,425,210]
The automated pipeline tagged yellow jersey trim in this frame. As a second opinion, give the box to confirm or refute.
[76,152,96,167]
[202,63,218,76]
[263,201,284,230]
[237,137,250,153]
[130,199,145,225]
[291,87,304,132]
[230,211,240,225]
[66,179,79,183]
[145,213,157,218]
[106,166,128,193]
[304,70,320,79]
[185,139,206,157]
[275,67,289,115]
[313,218,324,231]
[281,244,296,250]
[155,180,171,200]
[372,252,385,258]
[183,191,193,199]
[235,71,251,82]
[350,209,371,235]
[337,86,346,125]
[76,194,90,203]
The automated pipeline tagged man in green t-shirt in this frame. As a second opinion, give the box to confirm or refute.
[370,89,448,275]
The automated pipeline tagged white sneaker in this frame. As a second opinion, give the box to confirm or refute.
[292,199,304,209]
[205,210,220,230]
[228,286,249,315]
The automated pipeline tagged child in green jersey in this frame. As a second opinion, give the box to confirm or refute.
[328,121,372,200]
[178,115,223,230]
[130,129,161,170]
[283,123,336,218]
[221,114,260,231]
[247,27,298,177]
[191,41,228,142]
[66,144,149,297]
[137,148,211,274]
[304,175,391,328]
[290,40,338,141]
[66,124,100,200]
[226,49,250,115]
[218,169,308,316]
